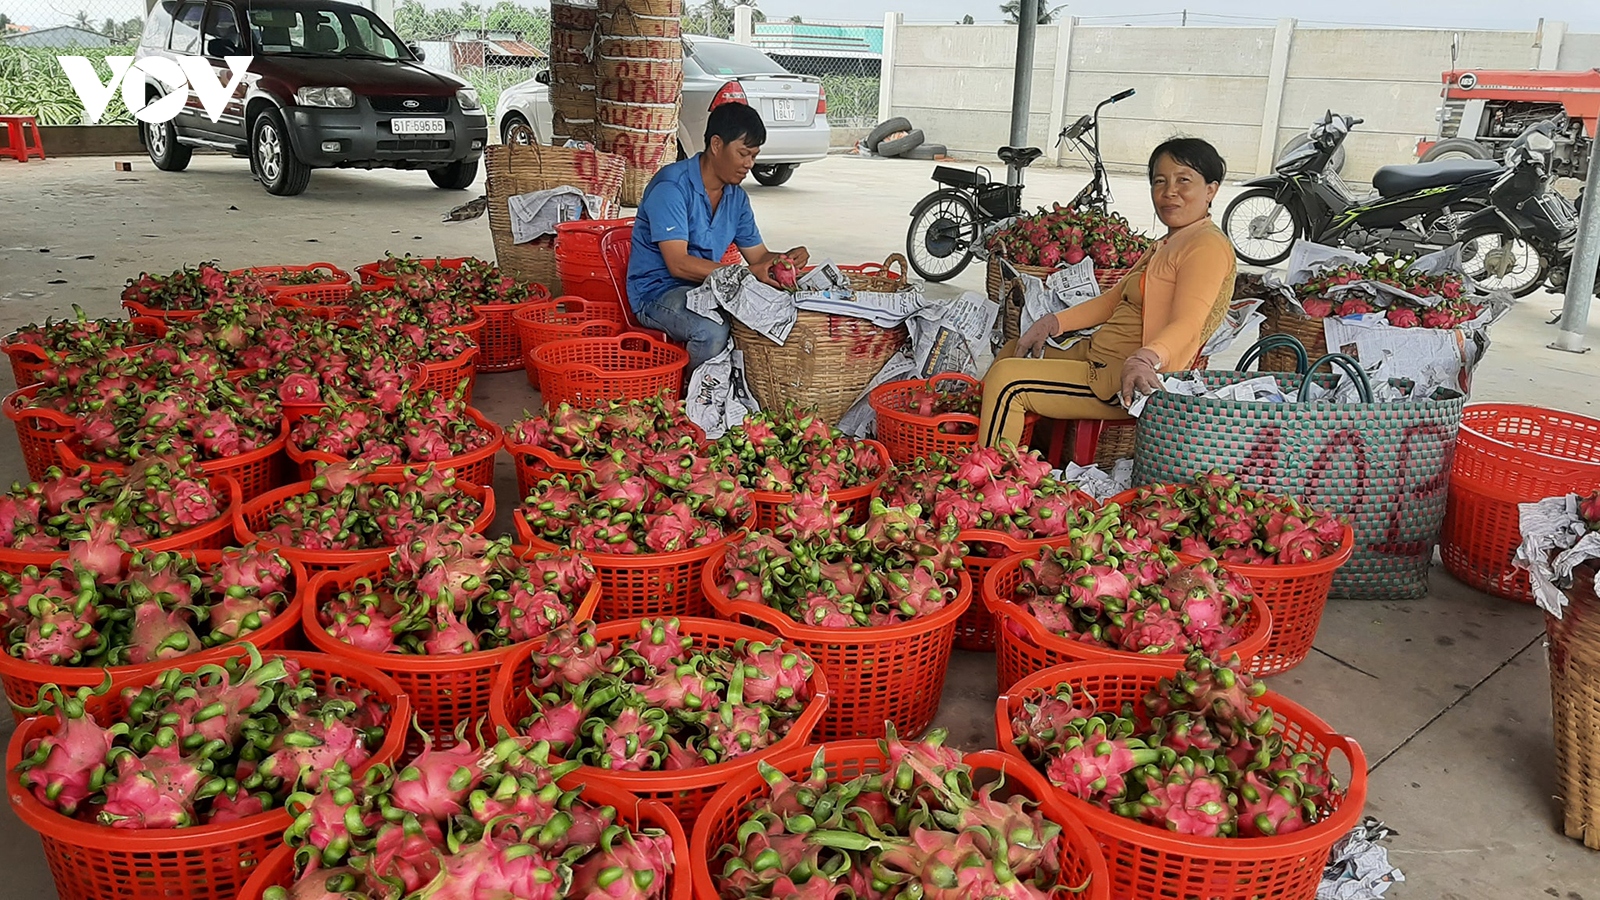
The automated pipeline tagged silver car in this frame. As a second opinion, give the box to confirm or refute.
[494,34,828,186]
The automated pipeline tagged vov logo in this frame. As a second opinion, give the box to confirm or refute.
[58,55,253,125]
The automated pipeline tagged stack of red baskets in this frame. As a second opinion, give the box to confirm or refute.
[512,297,628,388]
[1442,404,1600,602]
[529,333,687,409]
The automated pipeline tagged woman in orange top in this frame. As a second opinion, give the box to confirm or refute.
[979,137,1237,448]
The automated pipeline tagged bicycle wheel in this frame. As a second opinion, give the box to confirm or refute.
[907,190,979,282]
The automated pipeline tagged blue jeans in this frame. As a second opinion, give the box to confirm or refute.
[636,285,730,369]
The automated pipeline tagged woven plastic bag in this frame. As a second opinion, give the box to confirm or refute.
[1133,335,1466,600]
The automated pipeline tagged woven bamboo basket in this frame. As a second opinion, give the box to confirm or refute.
[1548,565,1600,850]
[551,63,596,86]
[1258,298,1329,372]
[596,76,681,106]
[604,124,675,166]
[597,56,681,87]
[597,99,679,132]
[600,0,681,19]
[485,142,626,289]
[598,35,681,60]
[550,31,596,64]
[552,1,599,30]
[551,82,598,119]
[599,4,681,37]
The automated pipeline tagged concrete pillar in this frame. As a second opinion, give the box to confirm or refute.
[1255,17,1297,178]
[370,0,395,26]
[733,5,754,46]
[1045,18,1076,167]
[1537,20,1568,70]
[877,12,903,125]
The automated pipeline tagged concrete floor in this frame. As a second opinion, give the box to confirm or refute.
[3,151,1600,898]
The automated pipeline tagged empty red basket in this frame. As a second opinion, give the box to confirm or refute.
[1443,404,1600,602]
[531,333,687,408]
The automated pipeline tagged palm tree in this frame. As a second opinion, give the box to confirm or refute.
[998,1,1067,24]
[959,15,976,24]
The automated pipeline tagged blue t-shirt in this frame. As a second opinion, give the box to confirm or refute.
[627,154,762,312]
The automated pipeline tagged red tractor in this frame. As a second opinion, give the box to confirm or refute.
[1416,68,1598,180]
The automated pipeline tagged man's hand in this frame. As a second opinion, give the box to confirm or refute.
[750,259,780,289]
[784,247,810,269]
[1119,348,1165,407]
[1016,316,1059,359]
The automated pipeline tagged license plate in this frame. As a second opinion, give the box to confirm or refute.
[772,98,799,122]
[391,117,446,135]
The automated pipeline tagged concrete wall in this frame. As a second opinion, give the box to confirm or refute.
[885,19,1588,181]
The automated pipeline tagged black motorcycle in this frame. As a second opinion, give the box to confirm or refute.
[1222,112,1503,272]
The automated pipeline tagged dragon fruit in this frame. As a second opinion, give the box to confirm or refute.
[708,404,886,500]
[12,680,127,817]
[0,459,224,551]
[1293,256,1476,328]
[521,464,748,559]
[510,620,816,772]
[883,447,1093,546]
[769,254,801,291]
[1119,471,1347,566]
[290,386,496,467]
[256,464,485,552]
[984,204,1152,270]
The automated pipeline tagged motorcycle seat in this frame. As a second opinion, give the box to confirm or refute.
[998,146,1044,168]
[1371,159,1501,197]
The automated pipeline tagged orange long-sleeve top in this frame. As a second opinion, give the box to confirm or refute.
[1053,218,1237,370]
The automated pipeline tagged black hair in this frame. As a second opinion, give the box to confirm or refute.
[705,102,766,150]
[1148,137,1226,184]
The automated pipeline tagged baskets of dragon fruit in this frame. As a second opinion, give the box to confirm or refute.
[234,463,496,575]
[5,645,409,900]
[285,388,504,488]
[503,395,705,499]
[489,616,830,834]
[1109,472,1353,677]
[237,739,692,900]
[692,729,1111,900]
[982,501,1274,693]
[708,406,889,531]
[996,655,1365,900]
[702,494,972,741]
[0,545,305,710]
[302,537,599,747]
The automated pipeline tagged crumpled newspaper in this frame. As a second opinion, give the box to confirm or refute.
[1054,460,1133,501]
[1127,374,1287,417]
[506,186,607,244]
[687,266,797,344]
[838,351,918,438]
[1318,818,1404,900]
[682,342,760,439]
[1513,494,1600,617]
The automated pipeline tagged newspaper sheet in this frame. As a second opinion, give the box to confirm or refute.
[1514,494,1600,617]
[683,343,761,439]
[506,186,607,244]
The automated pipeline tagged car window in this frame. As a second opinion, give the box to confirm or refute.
[348,14,401,57]
[247,4,403,59]
[686,39,788,77]
[141,1,177,48]
[202,2,241,55]
[169,1,205,53]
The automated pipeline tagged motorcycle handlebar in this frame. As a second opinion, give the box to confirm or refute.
[1111,88,1135,102]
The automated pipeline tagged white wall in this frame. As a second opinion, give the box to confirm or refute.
[886,20,1583,181]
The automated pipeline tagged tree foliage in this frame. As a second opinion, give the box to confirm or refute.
[998,1,1068,24]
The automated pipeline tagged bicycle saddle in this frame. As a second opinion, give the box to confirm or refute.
[998,146,1043,168]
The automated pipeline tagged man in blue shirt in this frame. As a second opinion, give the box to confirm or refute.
[628,102,808,368]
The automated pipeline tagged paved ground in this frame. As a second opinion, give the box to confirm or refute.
[2,151,1600,898]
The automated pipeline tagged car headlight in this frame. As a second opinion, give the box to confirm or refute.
[457,88,482,112]
[296,87,355,108]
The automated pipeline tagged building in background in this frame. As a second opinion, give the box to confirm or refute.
[751,21,881,78]
[0,24,114,47]
[449,29,546,72]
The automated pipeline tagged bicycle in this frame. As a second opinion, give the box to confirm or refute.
[903,89,1135,282]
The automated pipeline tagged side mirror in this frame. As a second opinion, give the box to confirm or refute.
[407,41,425,62]
[535,69,551,85]
[1529,132,1556,154]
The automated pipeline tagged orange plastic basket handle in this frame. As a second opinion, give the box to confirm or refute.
[959,529,1029,557]
[617,334,655,354]
[2,342,49,364]
[14,403,78,430]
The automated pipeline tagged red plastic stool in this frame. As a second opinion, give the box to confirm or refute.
[0,116,46,162]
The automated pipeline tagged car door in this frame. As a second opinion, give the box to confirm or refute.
[166,0,206,135]
[199,0,248,143]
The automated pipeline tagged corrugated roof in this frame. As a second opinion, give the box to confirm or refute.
[483,39,545,58]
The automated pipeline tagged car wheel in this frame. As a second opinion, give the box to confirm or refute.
[145,116,192,172]
[501,113,535,145]
[252,108,311,196]
[752,163,797,187]
[1421,137,1493,163]
[866,116,912,152]
[429,159,479,190]
[878,129,925,159]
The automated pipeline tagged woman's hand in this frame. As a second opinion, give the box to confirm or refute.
[1119,348,1165,406]
[1017,316,1060,358]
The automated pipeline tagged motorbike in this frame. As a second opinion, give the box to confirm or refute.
[1221,112,1504,274]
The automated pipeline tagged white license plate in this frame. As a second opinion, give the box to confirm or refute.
[391,117,446,135]
[772,98,799,122]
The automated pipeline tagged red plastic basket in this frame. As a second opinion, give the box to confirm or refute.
[286,407,504,488]
[3,317,167,388]
[531,333,688,409]
[869,373,984,464]
[230,262,353,289]
[270,281,357,319]
[522,320,627,388]
[121,298,206,322]
[703,555,971,741]
[690,740,1110,900]
[354,256,469,289]
[233,473,496,575]
[0,548,305,709]
[1104,488,1354,677]
[1442,404,1600,603]
[490,616,830,834]
[506,423,708,500]
[0,473,241,577]
[953,530,1057,653]
[4,385,79,481]
[5,650,409,900]
[749,440,889,531]
[513,296,628,353]
[983,551,1274,693]
[302,552,599,746]
[58,424,288,503]
[419,344,481,403]
[996,660,1366,900]
[237,776,690,900]
[514,512,744,620]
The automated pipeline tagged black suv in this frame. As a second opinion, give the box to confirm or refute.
[135,0,488,195]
